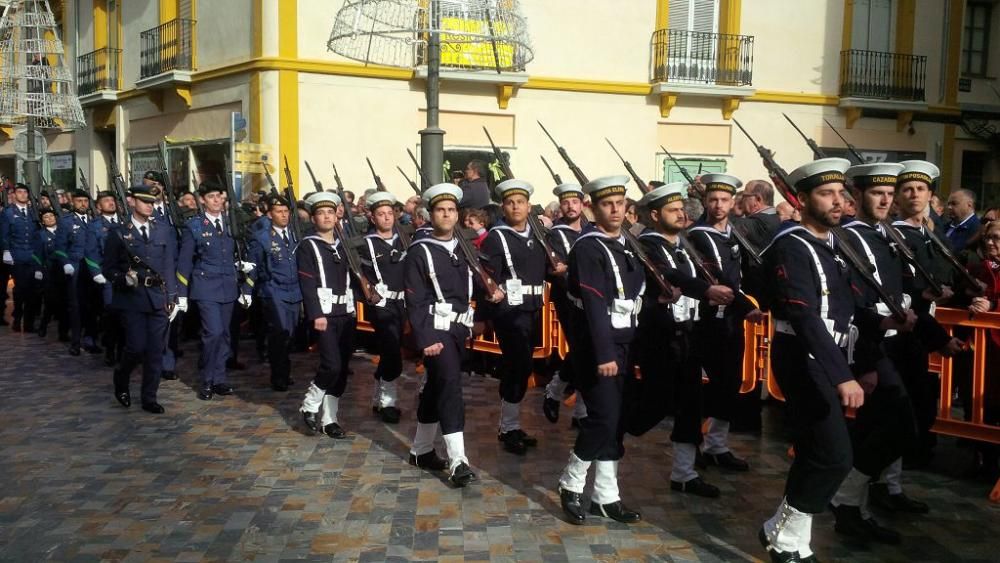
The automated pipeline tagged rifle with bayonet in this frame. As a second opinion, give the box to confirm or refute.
[824,119,866,164]
[733,119,909,321]
[362,158,412,248]
[783,114,827,160]
[397,165,421,195]
[156,149,185,227]
[217,172,249,276]
[106,159,131,224]
[407,148,432,190]
[540,155,563,185]
[483,127,565,271]
[330,161,382,305]
[282,155,303,242]
[261,160,281,199]
[367,157,387,192]
[537,122,677,295]
[661,145,705,198]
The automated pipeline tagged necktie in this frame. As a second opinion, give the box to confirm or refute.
[19,207,26,218]
[140,225,148,242]
[215,218,223,235]
[282,230,290,245]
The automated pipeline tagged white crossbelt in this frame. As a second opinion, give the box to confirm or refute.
[421,244,473,329]
[426,305,474,327]
[773,319,851,348]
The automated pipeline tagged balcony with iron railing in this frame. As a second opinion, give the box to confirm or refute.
[76,47,121,104]
[839,49,927,104]
[650,28,754,87]
[138,18,196,83]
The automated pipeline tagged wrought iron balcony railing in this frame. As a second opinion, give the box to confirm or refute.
[77,47,121,95]
[839,49,927,102]
[650,28,754,86]
[139,18,196,79]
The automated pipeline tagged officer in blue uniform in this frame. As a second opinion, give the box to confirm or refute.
[557,176,644,526]
[247,194,302,392]
[177,181,254,401]
[297,191,358,439]
[33,208,64,338]
[55,189,101,355]
[84,191,124,366]
[104,184,178,414]
[360,191,407,423]
[757,158,909,563]
[1,183,39,332]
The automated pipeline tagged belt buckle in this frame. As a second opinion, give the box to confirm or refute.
[143,277,154,287]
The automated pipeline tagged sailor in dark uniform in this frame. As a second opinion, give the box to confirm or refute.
[632,182,735,499]
[360,191,407,423]
[687,173,761,471]
[757,158,910,563]
[479,179,555,454]
[557,176,644,526]
[247,195,303,392]
[404,183,504,487]
[543,183,589,426]
[1,184,39,332]
[297,192,358,439]
[103,184,178,414]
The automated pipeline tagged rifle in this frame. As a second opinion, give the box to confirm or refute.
[408,153,502,297]
[407,148,432,189]
[537,122,677,295]
[824,119,866,164]
[217,172,249,279]
[660,145,705,198]
[156,149,184,227]
[922,219,986,295]
[733,119,908,321]
[540,155,563,185]
[261,160,281,199]
[189,167,205,215]
[330,160,382,305]
[106,159,131,224]
[282,155,303,242]
[783,114,827,160]
[396,165,421,194]
[605,138,648,193]
[304,160,324,193]
[483,127,565,271]
[366,157,387,191]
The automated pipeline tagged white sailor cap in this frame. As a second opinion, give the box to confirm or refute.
[422,183,464,208]
[495,179,533,201]
[552,183,584,201]
[897,160,940,187]
[700,173,742,195]
[305,191,341,213]
[583,175,630,201]
[846,163,905,190]
[638,181,686,209]
[786,157,852,192]
[366,190,398,210]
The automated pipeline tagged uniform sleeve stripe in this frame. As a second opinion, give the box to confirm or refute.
[53,250,68,259]
[176,272,188,286]
[84,258,100,270]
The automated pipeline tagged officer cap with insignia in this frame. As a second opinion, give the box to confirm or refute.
[71,188,91,200]
[128,183,161,203]
[143,170,164,184]
[583,175,630,202]
[95,190,116,202]
[700,173,742,195]
[268,194,291,209]
[198,181,225,196]
[366,190,398,210]
[495,179,533,201]
[422,183,464,209]
[553,183,584,201]
[305,191,341,214]
[39,207,57,219]
[897,160,939,189]
[786,157,852,192]
[846,163,904,190]
[638,181,686,210]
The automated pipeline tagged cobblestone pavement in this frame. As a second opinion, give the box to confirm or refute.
[1,325,998,563]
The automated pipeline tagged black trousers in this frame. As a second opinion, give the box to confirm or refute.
[883,332,938,456]
[698,316,745,423]
[371,301,405,383]
[851,354,918,477]
[573,343,629,462]
[264,298,300,386]
[551,296,578,388]
[629,321,701,443]
[38,265,65,332]
[772,333,853,514]
[312,315,355,398]
[66,268,97,346]
[493,309,540,404]
[417,331,466,435]
[0,261,9,316]
[11,263,37,327]
[114,308,168,405]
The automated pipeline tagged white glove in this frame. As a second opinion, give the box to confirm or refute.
[176,296,189,312]
[93,274,107,285]
[33,271,43,280]
[238,294,252,309]
[238,261,256,274]
[125,271,138,287]
[63,264,75,276]
[2,250,12,265]
[168,304,180,323]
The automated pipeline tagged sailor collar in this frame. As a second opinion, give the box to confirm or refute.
[302,234,342,251]
[365,232,399,245]
[688,223,732,237]
[763,224,837,254]
[571,229,627,253]
[411,236,459,254]
[491,223,532,239]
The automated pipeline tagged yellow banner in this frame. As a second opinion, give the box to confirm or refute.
[440,17,514,69]
[233,142,275,175]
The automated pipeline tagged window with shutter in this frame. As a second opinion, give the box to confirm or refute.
[666,0,720,82]
[851,0,894,52]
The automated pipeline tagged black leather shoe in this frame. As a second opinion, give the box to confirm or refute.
[543,396,560,423]
[869,483,929,514]
[84,344,103,354]
[449,462,476,487]
[115,389,131,408]
[589,500,641,523]
[408,450,448,471]
[570,417,585,430]
[758,527,804,562]
[211,384,234,396]
[559,487,586,525]
[36,325,47,338]
[377,406,401,424]
[161,371,177,381]
[498,430,527,455]
[302,411,319,433]
[323,422,347,439]
[225,359,246,370]
[198,386,213,401]
[670,477,720,498]
[861,517,901,544]
[829,504,870,543]
[703,451,750,472]
[141,402,165,414]
[510,429,537,447]
[68,345,80,356]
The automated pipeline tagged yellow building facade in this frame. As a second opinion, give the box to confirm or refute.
[2,0,997,207]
